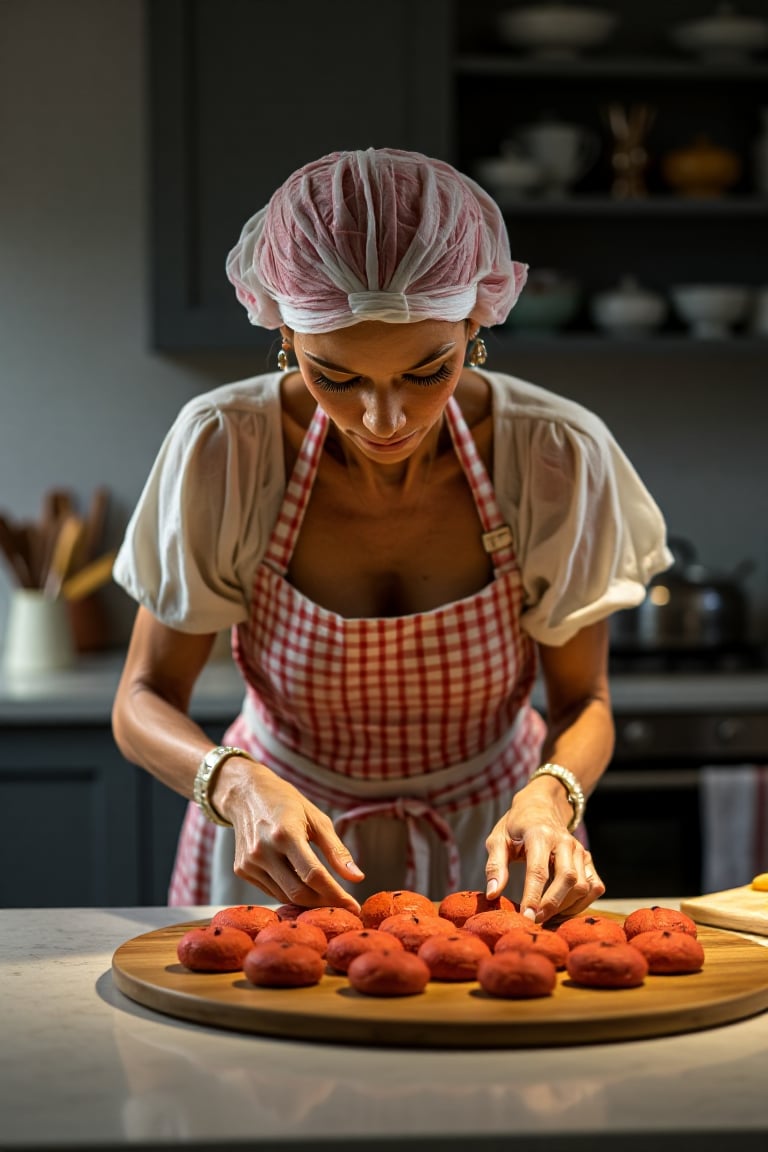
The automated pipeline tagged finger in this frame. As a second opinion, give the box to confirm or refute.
[232,862,288,905]
[310,823,366,885]
[536,848,601,923]
[484,828,521,899]
[283,840,363,912]
[242,851,359,912]
[556,858,606,918]
[518,837,556,920]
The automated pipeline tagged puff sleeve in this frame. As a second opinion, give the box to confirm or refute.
[491,375,672,647]
[113,378,285,633]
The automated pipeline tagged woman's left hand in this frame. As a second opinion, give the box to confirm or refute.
[484,779,605,923]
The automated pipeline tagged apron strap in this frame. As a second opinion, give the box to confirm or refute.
[334,797,462,895]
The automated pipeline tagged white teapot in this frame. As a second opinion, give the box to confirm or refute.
[514,119,599,195]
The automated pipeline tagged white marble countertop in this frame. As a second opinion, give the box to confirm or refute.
[1,652,767,724]
[1,902,767,1151]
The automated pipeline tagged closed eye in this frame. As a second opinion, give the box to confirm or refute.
[311,362,454,393]
[403,363,454,386]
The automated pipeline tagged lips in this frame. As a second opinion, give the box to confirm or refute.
[357,431,417,453]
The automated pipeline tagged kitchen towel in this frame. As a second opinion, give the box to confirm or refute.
[700,765,768,892]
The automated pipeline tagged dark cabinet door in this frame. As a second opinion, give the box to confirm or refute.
[0,728,141,908]
[148,0,454,348]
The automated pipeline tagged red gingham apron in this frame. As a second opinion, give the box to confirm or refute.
[170,397,546,905]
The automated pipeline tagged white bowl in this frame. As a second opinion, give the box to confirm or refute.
[474,155,544,198]
[591,279,667,336]
[497,5,617,57]
[670,284,752,338]
[671,10,768,61]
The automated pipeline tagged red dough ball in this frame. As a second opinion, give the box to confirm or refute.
[438,890,518,928]
[417,931,491,980]
[378,912,456,953]
[566,940,648,988]
[210,904,279,940]
[556,915,627,950]
[177,925,254,972]
[477,950,557,999]
[628,930,705,974]
[296,906,364,942]
[275,903,308,921]
[347,948,431,996]
[326,929,405,973]
[243,941,325,988]
[623,906,698,940]
[495,926,569,970]
[463,908,529,950]
[359,889,436,929]
[255,919,328,955]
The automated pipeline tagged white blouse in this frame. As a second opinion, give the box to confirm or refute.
[113,370,672,647]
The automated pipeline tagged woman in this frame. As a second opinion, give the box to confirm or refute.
[112,148,670,922]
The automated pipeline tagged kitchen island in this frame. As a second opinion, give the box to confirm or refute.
[2,902,767,1151]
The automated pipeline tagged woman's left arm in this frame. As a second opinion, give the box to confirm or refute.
[485,619,614,922]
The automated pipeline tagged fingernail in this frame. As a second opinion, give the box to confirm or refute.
[486,878,499,897]
[346,861,365,879]
[523,907,537,922]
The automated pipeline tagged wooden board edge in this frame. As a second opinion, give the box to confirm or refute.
[110,915,768,1050]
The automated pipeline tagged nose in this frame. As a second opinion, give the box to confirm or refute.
[361,388,407,439]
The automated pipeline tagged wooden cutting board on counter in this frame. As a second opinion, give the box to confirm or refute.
[111,913,768,1048]
[681,886,768,936]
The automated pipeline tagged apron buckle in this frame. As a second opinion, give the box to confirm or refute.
[482,525,513,554]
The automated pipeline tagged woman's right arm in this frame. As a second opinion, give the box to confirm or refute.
[112,606,364,910]
[112,606,220,797]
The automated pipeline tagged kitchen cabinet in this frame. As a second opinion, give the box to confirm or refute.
[455,0,768,348]
[0,665,235,907]
[0,726,212,908]
[0,726,142,908]
[147,0,452,349]
[149,0,768,352]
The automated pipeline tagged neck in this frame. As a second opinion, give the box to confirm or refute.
[326,413,449,499]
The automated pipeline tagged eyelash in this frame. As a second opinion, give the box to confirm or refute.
[311,363,454,393]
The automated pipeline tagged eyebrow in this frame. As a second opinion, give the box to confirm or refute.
[303,343,457,375]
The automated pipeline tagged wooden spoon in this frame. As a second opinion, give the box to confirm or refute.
[61,550,117,602]
[81,486,109,563]
[0,515,33,587]
[44,515,85,597]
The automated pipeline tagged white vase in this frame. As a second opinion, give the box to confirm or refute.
[3,589,74,674]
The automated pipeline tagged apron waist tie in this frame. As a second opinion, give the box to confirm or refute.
[334,797,462,897]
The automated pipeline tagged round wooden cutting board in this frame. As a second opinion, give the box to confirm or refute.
[111,913,768,1048]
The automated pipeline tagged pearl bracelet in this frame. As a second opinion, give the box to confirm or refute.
[528,762,586,832]
[193,745,255,827]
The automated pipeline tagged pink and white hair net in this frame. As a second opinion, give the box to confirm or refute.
[225,148,527,333]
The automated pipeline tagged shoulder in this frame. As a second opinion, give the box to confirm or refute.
[175,372,283,429]
[485,370,608,443]
[167,374,285,477]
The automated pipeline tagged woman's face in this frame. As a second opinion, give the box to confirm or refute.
[289,319,472,465]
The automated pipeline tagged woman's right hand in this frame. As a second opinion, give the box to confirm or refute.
[213,755,365,913]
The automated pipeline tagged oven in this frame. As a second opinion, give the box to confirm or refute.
[584,700,764,898]
[580,655,768,899]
